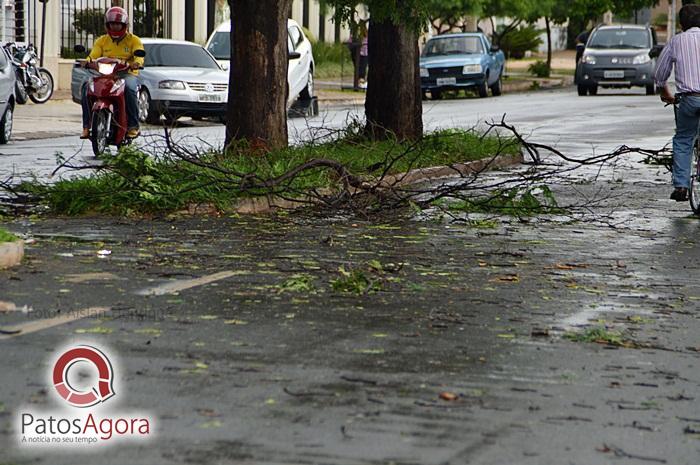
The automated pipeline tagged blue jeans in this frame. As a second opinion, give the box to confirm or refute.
[673,95,700,188]
[81,74,139,130]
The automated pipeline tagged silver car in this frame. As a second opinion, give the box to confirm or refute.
[0,45,16,144]
[72,38,228,124]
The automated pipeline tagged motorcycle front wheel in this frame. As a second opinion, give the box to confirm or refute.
[15,80,28,105]
[28,68,53,104]
[91,109,110,157]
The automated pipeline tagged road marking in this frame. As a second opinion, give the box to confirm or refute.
[136,271,239,296]
[0,307,110,340]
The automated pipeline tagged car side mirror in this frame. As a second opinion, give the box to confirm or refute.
[134,49,146,58]
[289,51,301,60]
[649,44,664,59]
[221,63,229,71]
[74,44,86,54]
[490,45,500,53]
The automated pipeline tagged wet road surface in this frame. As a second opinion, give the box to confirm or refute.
[1,88,700,464]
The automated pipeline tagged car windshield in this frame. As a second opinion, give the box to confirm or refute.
[144,43,220,69]
[587,29,650,49]
[423,36,484,56]
[207,32,230,60]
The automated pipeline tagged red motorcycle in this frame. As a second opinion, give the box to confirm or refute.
[84,49,146,156]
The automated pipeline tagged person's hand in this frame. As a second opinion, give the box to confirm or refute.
[660,86,675,105]
[128,61,141,70]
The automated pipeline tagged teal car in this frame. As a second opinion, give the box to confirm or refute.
[420,32,505,99]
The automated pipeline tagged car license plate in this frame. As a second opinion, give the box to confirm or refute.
[604,70,625,79]
[198,93,224,103]
[436,77,457,86]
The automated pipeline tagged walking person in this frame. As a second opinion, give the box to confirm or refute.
[655,5,700,201]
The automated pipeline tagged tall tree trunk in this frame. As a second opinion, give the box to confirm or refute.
[545,17,552,74]
[225,0,291,151]
[365,18,422,141]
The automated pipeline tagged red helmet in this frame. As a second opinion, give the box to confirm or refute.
[105,7,128,39]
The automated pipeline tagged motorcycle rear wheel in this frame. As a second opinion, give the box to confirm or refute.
[28,68,53,104]
[91,110,110,157]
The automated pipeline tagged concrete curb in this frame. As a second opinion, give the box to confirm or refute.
[189,152,523,215]
[0,241,24,269]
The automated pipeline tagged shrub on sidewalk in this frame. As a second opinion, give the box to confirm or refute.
[528,60,550,78]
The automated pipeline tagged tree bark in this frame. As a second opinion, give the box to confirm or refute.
[364,18,422,141]
[545,17,552,73]
[225,0,292,152]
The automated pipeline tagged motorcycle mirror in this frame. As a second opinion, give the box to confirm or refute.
[74,44,86,54]
[134,49,146,58]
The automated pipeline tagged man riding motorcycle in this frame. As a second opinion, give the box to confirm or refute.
[80,6,144,140]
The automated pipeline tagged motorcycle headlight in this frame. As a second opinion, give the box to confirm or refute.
[462,64,482,74]
[110,78,125,94]
[633,53,651,65]
[159,80,186,90]
[420,67,429,78]
[582,54,596,65]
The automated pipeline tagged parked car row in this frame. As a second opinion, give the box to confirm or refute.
[71,19,315,124]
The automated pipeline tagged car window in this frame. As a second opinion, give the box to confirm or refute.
[145,43,221,69]
[423,36,484,56]
[0,49,7,70]
[587,29,651,49]
[289,26,303,48]
[206,32,231,60]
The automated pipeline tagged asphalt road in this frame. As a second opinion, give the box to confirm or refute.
[2,87,700,465]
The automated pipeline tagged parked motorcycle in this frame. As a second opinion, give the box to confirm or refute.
[4,42,54,104]
[81,49,146,157]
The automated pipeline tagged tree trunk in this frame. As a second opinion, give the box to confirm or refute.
[225,0,291,152]
[545,17,552,73]
[364,18,422,141]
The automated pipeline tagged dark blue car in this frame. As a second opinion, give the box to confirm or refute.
[420,32,506,100]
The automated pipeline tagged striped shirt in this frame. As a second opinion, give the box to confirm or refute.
[655,27,700,93]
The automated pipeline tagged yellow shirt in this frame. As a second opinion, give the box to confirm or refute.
[88,32,145,75]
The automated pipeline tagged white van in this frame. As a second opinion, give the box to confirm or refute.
[205,19,314,107]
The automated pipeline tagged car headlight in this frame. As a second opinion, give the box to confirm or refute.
[159,80,186,90]
[633,53,651,65]
[582,54,596,65]
[420,67,429,78]
[462,64,482,74]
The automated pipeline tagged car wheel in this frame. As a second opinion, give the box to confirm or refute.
[646,84,655,95]
[589,85,598,96]
[477,77,489,98]
[299,68,314,100]
[577,85,588,96]
[137,88,150,124]
[0,104,13,144]
[430,89,442,100]
[490,75,502,96]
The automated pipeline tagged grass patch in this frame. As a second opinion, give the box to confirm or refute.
[0,228,18,243]
[29,129,520,216]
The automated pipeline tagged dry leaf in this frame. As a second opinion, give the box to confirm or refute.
[439,391,458,401]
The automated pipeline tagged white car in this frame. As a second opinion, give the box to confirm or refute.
[205,19,314,107]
